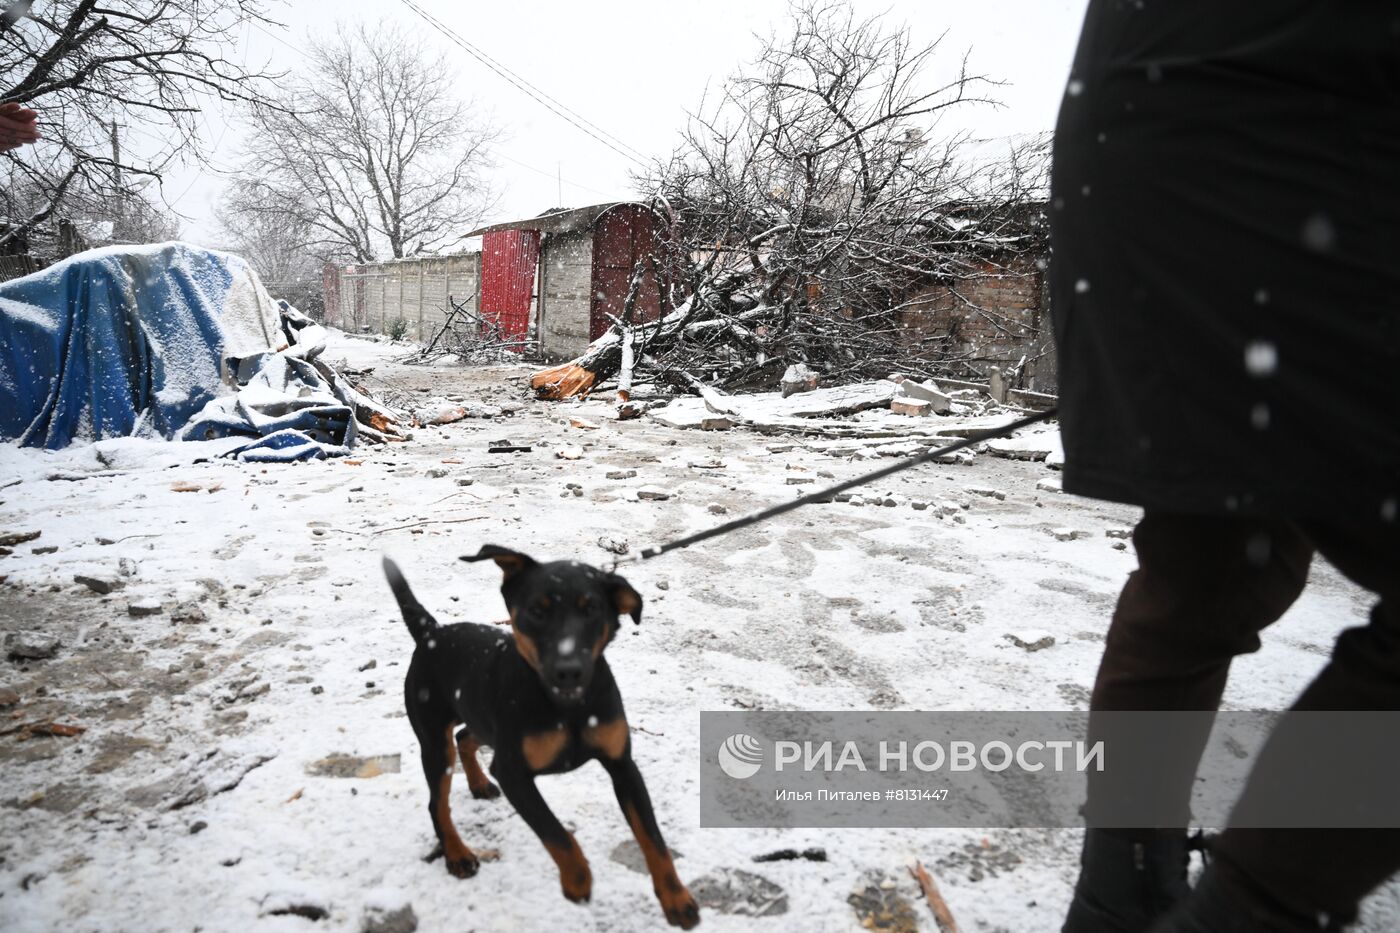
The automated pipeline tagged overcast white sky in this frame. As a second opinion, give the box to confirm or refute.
[159,0,1090,246]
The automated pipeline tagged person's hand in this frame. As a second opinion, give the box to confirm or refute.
[0,102,41,153]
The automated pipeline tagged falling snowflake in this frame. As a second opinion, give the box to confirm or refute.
[1244,340,1278,377]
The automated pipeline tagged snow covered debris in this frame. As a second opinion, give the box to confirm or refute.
[2,341,1395,932]
[4,631,60,660]
[1005,631,1057,652]
[780,363,821,397]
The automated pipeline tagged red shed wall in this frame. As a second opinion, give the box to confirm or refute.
[482,229,541,348]
[589,204,665,341]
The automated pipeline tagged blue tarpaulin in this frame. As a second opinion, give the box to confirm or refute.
[0,243,357,461]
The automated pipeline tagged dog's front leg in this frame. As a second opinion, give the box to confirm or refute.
[492,753,593,904]
[599,754,700,929]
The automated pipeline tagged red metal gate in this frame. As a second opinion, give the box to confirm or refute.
[481,229,540,349]
[589,204,664,341]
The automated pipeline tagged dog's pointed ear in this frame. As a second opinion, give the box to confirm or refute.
[460,545,536,578]
[607,573,643,625]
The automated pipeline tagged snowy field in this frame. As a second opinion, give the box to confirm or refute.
[1,331,1395,932]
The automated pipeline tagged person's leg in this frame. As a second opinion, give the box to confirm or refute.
[1066,512,1314,933]
[1171,522,1400,930]
[1090,513,1315,712]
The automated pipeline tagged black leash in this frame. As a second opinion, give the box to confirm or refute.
[612,407,1058,567]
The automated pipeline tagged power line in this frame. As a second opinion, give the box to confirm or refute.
[236,23,627,208]
[495,151,618,200]
[395,0,651,168]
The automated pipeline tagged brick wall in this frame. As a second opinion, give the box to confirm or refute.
[896,252,1057,392]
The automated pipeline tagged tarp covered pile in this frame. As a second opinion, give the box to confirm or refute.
[0,243,400,461]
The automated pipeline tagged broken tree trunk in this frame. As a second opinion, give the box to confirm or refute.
[529,299,774,400]
[616,323,636,403]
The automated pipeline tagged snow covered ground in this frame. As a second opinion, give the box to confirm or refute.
[1,331,1395,932]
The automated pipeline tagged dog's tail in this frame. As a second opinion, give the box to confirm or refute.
[383,557,439,646]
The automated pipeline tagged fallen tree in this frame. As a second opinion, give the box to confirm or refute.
[529,0,1050,401]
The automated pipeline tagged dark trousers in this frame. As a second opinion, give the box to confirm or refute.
[1088,512,1400,919]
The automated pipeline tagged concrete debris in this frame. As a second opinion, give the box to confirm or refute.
[0,530,41,547]
[889,374,952,414]
[569,417,600,430]
[415,400,467,425]
[597,536,629,556]
[965,486,1007,501]
[555,447,584,460]
[1006,631,1057,652]
[170,602,207,624]
[637,487,672,501]
[786,476,814,485]
[75,573,123,595]
[688,459,725,470]
[455,477,475,486]
[118,557,139,577]
[780,363,820,397]
[606,469,638,480]
[1050,528,1091,542]
[700,416,735,431]
[890,397,932,417]
[1036,477,1063,493]
[128,597,163,617]
[1105,528,1133,539]
[986,428,1063,464]
[0,687,19,706]
[707,503,728,515]
[873,441,923,457]
[5,631,60,660]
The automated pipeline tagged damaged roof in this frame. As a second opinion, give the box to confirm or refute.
[463,202,630,238]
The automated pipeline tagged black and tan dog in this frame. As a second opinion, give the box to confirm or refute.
[383,546,700,929]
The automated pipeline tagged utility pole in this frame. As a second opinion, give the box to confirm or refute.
[109,120,124,239]
[109,120,121,185]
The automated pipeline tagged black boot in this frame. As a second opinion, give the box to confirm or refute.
[1146,859,1354,933]
[1063,829,1193,933]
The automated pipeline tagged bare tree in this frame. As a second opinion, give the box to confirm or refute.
[0,0,280,249]
[534,0,1048,398]
[227,21,499,263]
[215,175,323,313]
